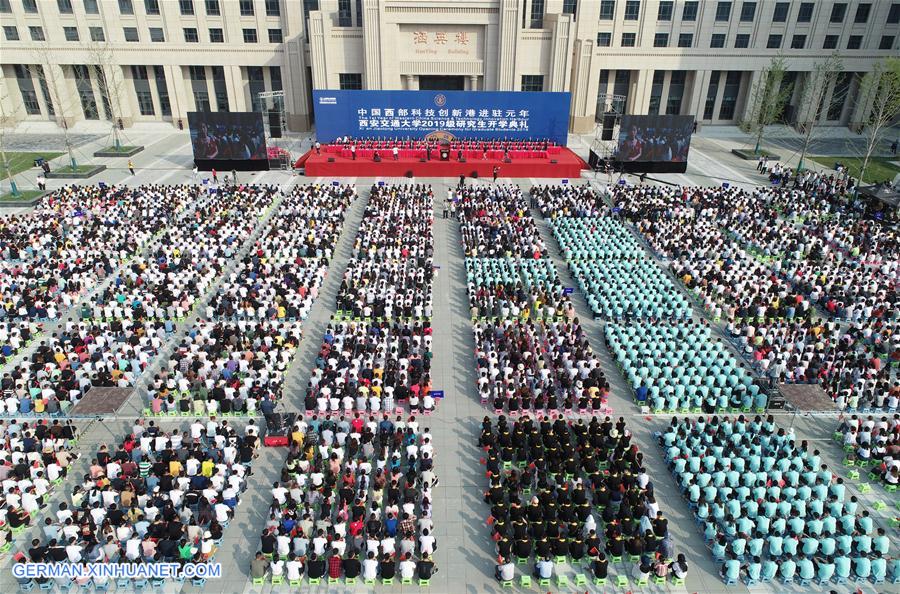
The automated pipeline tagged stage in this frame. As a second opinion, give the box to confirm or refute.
[298,147,586,179]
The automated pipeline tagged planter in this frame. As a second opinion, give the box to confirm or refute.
[732,148,782,161]
[93,145,144,158]
[0,190,51,207]
[46,165,107,179]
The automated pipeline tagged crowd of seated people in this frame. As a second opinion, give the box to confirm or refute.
[454,184,609,415]
[336,184,433,321]
[208,184,357,321]
[145,320,302,417]
[88,186,279,323]
[0,322,41,366]
[613,183,898,411]
[0,185,197,321]
[255,414,438,585]
[303,320,434,415]
[660,415,898,585]
[0,419,78,547]
[19,417,257,590]
[465,258,572,321]
[837,414,900,489]
[2,320,170,415]
[481,414,685,588]
[606,321,764,413]
[531,184,607,219]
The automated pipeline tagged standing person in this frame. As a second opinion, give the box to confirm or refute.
[392,146,399,161]
[41,160,51,175]
[36,174,46,191]
[492,166,500,183]
[231,169,237,185]
[314,140,321,155]
[128,159,135,175]
[351,145,356,160]
[458,174,465,189]
[212,168,218,183]
[192,166,199,182]
[891,139,898,156]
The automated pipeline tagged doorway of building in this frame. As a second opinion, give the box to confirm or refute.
[418,76,465,91]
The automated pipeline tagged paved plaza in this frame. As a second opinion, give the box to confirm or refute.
[0,125,897,594]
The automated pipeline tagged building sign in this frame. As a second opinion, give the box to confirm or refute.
[313,90,571,143]
[402,25,481,59]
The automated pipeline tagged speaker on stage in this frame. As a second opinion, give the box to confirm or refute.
[374,155,381,162]
[406,171,414,178]
[471,171,479,178]
[327,157,335,162]
[601,113,616,141]
[503,157,512,163]
[459,157,466,163]
[268,112,282,138]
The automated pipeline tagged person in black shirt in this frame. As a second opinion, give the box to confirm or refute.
[379,553,396,579]
[417,554,436,579]
[343,556,361,579]
[593,553,609,579]
[307,554,326,580]
[28,539,47,562]
[260,530,276,556]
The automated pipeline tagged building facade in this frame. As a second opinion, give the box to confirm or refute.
[0,0,897,134]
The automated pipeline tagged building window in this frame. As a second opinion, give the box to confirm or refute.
[193,91,210,112]
[153,66,171,116]
[210,66,228,112]
[123,26,138,41]
[719,71,741,120]
[270,66,282,91]
[58,0,73,14]
[239,0,253,15]
[63,26,79,41]
[189,65,206,80]
[562,0,577,16]
[338,0,351,26]
[791,34,806,49]
[146,27,164,41]
[648,71,664,115]
[612,70,631,108]
[183,28,198,43]
[83,0,99,13]
[666,70,686,115]
[529,0,544,28]
[830,2,846,22]
[118,0,133,15]
[653,32,668,47]
[677,33,693,47]
[356,0,362,26]
[621,32,636,46]
[797,2,813,22]
[247,66,265,111]
[734,33,749,48]
[739,1,755,21]
[682,0,698,20]
[74,64,100,120]
[854,3,870,23]
[23,0,37,13]
[131,66,154,116]
[179,0,193,15]
[243,28,258,43]
[599,0,614,19]
[303,0,319,35]
[715,1,731,21]
[0,0,9,12]
[29,26,45,41]
[710,33,726,48]
[521,75,544,92]
[772,2,789,22]
[880,35,895,50]
[823,34,838,49]
[767,34,782,48]
[624,0,639,20]
[3,25,18,40]
[265,0,279,16]
[144,0,159,14]
[846,35,862,49]
[704,72,720,119]
[889,3,900,24]
[268,28,282,43]
[205,0,219,15]
[14,66,41,115]
[657,0,672,20]
[339,73,362,90]
[597,32,611,46]
[89,26,104,41]
[209,28,224,42]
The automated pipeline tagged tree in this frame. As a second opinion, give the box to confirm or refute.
[741,56,793,155]
[31,42,79,171]
[852,58,900,184]
[84,41,128,151]
[0,82,23,196]
[794,53,844,172]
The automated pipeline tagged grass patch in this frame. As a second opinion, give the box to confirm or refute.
[97,145,139,153]
[0,189,45,202]
[808,156,900,184]
[0,151,63,177]
[52,165,100,174]
[732,148,781,160]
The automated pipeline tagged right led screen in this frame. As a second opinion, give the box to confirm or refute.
[617,115,694,162]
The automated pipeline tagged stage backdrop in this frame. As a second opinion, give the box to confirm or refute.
[313,90,571,144]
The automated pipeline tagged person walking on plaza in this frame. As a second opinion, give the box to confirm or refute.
[231,169,237,185]
[458,174,465,188]
[128,160,135,175]
[891,139,898,156]
[492,166,500,183]
[36,174,46,191]
[212,168,218,183]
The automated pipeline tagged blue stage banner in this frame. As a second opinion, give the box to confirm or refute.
[313,90,571,144]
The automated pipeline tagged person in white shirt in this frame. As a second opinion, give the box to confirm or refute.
[399,554,416,580]
[285,555,303,581]
[362,552,379,581]
[419,529,436,556]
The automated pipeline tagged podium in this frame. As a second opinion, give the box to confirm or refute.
[440,149,450,161]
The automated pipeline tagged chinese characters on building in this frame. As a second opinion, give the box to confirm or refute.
[413,31,469,45]
[355,107,531,134]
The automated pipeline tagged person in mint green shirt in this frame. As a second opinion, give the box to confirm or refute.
[854,555,871,580]
[834,554,851,579]
[796,554,814,581]
[779,553,796,582]
[745,557,761,583]
[760,559,778,582]
[814,556,835,583]
[870,552,886,582]
[720,554,741,583]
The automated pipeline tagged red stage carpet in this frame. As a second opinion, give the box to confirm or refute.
[299,148,586,179]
